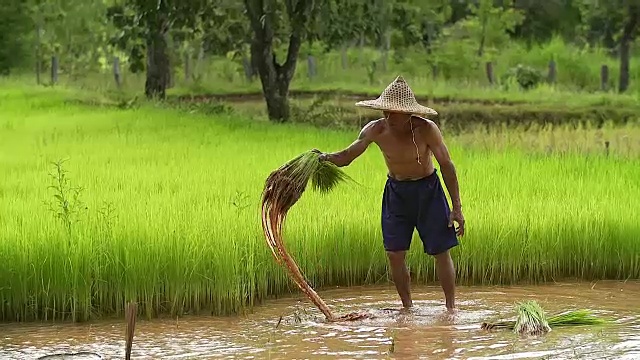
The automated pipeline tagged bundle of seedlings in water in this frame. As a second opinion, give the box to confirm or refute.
[513,300,551,335]
[481,300,608,335]
[261,150,369,322]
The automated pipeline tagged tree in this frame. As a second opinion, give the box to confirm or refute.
[314,0,376,52]
[618,3,639,92]
[511,0,582,44]
[0,0,32,75]
[108,0,206,99]
[578,0,640,93]
[467,0,525,58]
[429,0,524,79]
[388,0,451,53]
[243,0,320,122]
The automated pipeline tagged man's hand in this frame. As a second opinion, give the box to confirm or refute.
[448,208,465,237]
[311,148,328,161]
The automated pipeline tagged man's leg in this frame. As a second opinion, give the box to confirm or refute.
[386,250,412,308]
[381,177,415,309]
[434,250,456,311]
[415,170,459,311]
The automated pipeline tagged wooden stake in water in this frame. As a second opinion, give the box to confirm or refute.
[125,302,137,360]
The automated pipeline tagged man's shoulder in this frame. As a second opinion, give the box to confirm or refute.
[411,115,436,127]
[360,118,385,138]
[411,116,440,133]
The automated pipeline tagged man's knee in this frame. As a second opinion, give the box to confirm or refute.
[386,250,406,266]
[433,250,452,263]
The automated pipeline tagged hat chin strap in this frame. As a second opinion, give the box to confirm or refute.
[384,112,422,166]
[410,118,422,165]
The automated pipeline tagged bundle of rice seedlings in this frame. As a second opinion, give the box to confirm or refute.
[481,301,609,335]
[547,309,609,327]
[513,300,551,335]
[261,150,368,322]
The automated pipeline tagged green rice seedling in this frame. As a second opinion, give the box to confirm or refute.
[547,310,609,327]
[261,150,368,322]
[0,86,639,322]
[513,301,551,335]
[482,304,609,334]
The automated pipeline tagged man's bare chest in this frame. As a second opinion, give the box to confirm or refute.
[375,133,431,164]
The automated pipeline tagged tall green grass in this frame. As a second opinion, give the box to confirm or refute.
[0,87,639,322]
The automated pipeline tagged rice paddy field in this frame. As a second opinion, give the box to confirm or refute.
[1,83,639,325]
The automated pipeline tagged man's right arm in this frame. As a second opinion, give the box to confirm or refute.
[320,121,378,167]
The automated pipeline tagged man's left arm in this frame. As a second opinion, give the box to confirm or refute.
[424,122,465,236]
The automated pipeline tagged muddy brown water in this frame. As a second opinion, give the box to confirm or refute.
[1,281,638,360]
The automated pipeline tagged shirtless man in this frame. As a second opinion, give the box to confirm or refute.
[315,76,465,312]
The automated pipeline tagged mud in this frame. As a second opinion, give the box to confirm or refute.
[1,281,638,359]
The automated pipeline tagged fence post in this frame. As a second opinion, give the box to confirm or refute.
[485,61,494,85]
[184,53,190,83]
[51,56,58,85]
[307,55,317,79]
[547,60,557,84]
[242,55,254,82]
[340,45,348,70]
[600,65,609,91]
[113,56,121,89]
[35,23,42,85]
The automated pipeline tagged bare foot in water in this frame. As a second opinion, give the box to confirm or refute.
[399,306,413,315]
[381,306,413,314]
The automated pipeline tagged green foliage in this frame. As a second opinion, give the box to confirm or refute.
[315,0,366,49]
[547,309,609,327]
[576,0,631,47]
[501,64,544,90]
[482,304,609,333]
[46,159,86,238]
[513,0,582,44]
[427,0,525,78]
[106,0,233,74]
[1,90,639,322]
[4,0,640,100]
[29,0,114,75]
[514,300,551,335]
[0,0,32,74]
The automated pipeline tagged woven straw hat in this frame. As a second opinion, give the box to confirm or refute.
[355,76,437,117]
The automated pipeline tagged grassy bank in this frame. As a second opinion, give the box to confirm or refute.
[1,86,639,323]
[175,94,640,133]
[7,37,640,110]
[6,36,640,130]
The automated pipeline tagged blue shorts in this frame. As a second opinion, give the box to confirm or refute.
[381,169,459,255]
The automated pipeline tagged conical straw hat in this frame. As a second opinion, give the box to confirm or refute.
[355,76,437,117]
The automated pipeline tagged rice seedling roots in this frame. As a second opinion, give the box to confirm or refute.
[260,151,370,323]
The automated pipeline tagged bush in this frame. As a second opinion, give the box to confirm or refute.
[501,64,544,91]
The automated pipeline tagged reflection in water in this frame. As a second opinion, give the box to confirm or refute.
[1,281,639,359]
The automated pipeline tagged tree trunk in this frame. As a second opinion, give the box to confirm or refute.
[618,5,639,93]
[145,15,170,99]
[244,0,311,122]
[477,18,487,57]
[250,39,296,122]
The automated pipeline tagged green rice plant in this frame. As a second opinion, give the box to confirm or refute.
[261,150,367,321]
[547,310,609,328]
[481,303,609,334]
[513,301,551,335]
[0,86,639,322]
